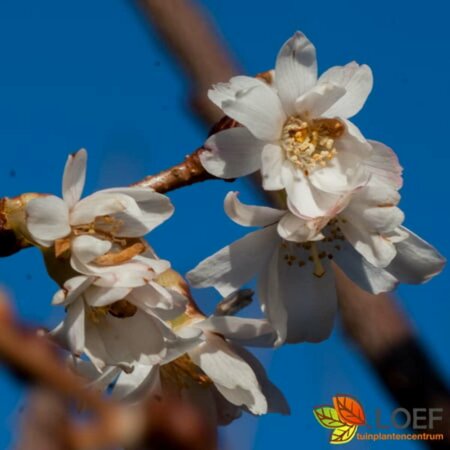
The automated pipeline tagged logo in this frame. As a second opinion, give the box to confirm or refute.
[313,395,445,445]
[313,395,365,445]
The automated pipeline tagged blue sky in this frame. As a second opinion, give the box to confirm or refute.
[0,1,448,449]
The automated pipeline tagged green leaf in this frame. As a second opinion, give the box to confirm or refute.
[330,424,358,445]
[313,407,345,429]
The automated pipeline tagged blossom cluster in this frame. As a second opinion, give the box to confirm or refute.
[18,31,444,426]
[24,149,288,424]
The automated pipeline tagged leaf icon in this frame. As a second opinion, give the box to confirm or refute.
[313,407,345,429]
[330,424,358,445]
[333,395,365,425]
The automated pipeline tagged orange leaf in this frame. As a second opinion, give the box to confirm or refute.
[332,395,365,425]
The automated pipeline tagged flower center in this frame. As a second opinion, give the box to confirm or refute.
[281,117,344,175]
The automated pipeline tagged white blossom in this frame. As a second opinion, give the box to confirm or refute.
[25,148,174,250]
[200,31,375,218]
[187,143,445,344]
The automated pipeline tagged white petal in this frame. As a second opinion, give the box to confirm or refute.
[71,235,112,264]
[365,140,403,190]
[26,196,71,246]
[275,31,318,115]
[259,243,337,344]
[261,144,285,190]
[208,76,264,108]
[84,286,132,307]
[217,81,286,141]
[294,82,346,117]
[97,188,174,237]
[332,242,399,294]
[62,148,87,209]
[229,344,290,415]
[65,299,86,356]
[277,212,323,242]
[282,163,342,219]
[70,192,140,226]
[201,127,265,178]
[320,62,373,119]
[197,316,277,347]
[113,364,160,401]
[339,219,397,268]
[52,275,93,306]
[385,227,446,284]
[189,333,268,415]
[187,225,280,297]
[224,191,285,227]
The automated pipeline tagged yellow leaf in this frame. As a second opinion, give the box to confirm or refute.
[313,407,345,429]
[330,424,358,445]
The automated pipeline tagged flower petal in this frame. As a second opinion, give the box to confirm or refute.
[71,235,112,265]
[70,192,139,227]
[187,225,280,297]
[64,299,86,356]
[215,80,286,141]
[261,143,285,190]
[197,316,277,347]
[229,344,290,415]
[201,127,265,178]
[53,275,94,306]
[208,76,264,109]
[259,243,337,344]
[84,286,132,307]
[320,62,373,119]
[189,333,268,415]
[113,364,161,401]
[275,31,318,115]
[282,162,342,219]
[62,148,87,209]
[385,227,446,284]
[277,211,324,242]
[26,196,71,246]
[224,191,285,227]
[365,140,403,190]
[294,82,346,117]
[96,188,174,237]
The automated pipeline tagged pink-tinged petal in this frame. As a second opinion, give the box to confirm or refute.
[71,235,112,265]
[218,81,286,142]
[224,191,285,227]
[275,31,318,115]
[294,82,346,117]
[70,192,140,226]
[332,242,399,294]
[208,76,264,109]
[261,143,285,190]
[201,127,265,178]
[96,188,174,237]
[26,196,71,246]
[385,227,446,284]
[62,148,87,209]
[282,162,342,219]
[365,141,403,190]
[52,275,94,306]
[320,62,373,118]
[339,219,397,268]
[189,333,268,415]
[187,225,280,297]
[258,243,337,344]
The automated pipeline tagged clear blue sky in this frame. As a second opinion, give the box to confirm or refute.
[0,1,448,449]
